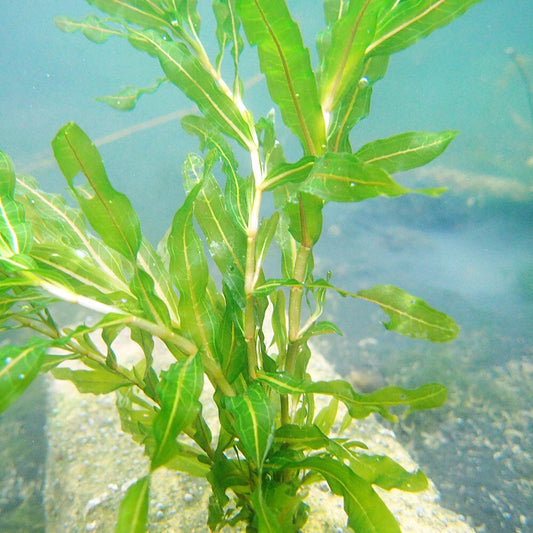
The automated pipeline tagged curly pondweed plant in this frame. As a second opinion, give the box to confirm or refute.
[0,1,482,531]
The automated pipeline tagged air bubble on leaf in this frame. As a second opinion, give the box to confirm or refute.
[18,373,25,380]
[358,76,370,89]
[75,249,88,259]
[29,199,35,205]
[170,19,179,27]
[4,357,12,365]
[349,182,355,187]
[120,298,127,304]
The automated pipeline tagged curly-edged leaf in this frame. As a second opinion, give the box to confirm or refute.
[95,77,166,110]
[318,0,388,115]
[250,486,283,533]
[327,55,389,152]
[54,14,118,43]
[16,175,130,295]
[168,184,220,357]
[115,475,150,533]
[87,0,169,29]
[301,152,445,203]
[368,0,483,57]
[136,239,180,325]
[237,0,326,155]
[224,384,276,471]
[0,152,32,259]
[357,284,459,342]
[257,371,446,421]
[213,0,244,93]
[52,366,133,394]
[0,340,47,413]
[52,122,142,261]
[184,160,247,307]
[130,268,171,327]
[218,284,247,382]
[152,354,203,470]
[261,156,315,192]
[181,114,250,233]
[355,130,459,174]
[299,456,401,533]
[149,37,253,149]
[350,453,428,492]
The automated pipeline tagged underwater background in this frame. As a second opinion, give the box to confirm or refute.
[0,1,531,531]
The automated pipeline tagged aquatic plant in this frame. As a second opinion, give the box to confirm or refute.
[0,1,482,531]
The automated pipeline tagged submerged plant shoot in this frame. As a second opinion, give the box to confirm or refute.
[0,0,483,531]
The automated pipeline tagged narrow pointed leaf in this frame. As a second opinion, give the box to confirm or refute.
[51,367,132,394]
[186,164,247,307]
[181,114,249,232]
[357,284,459,342]
[213,0,244,95]
[52,122,142,261]
[87,0,169,29]
[302,152,445,203]
[257,371,446,421]
[237,0,326,155]
[328,55,389,152]
[261,156,315,192]
[148,37,253,148]
[250,487,283,533]
[115,476,150,533]
[355,130,459,174]
[55,15,118,43]
[224,384,275,471]
[130,268,172,327]
[351,453,428,492]
[168,184,220,356]
[152,354,203,469]
[300,456,401,533]
[368,0,484,57]
[0,340,47,413]
[95,77,166,110]
[0,152,32,259]
[319,1,389,114]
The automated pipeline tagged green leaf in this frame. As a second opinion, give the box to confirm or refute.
[224,384,276,471]
[213,0,244,94]
[16,175,131,296]
[350,453,428,492]
[355,130,459,174]
[184,160,247,307]
[0,340,46,414]
[357,284,459,342]
[318,1,388,114]
[327,55,389,152]
[54,15,118,43]
[152,354,203,470]
[130,268,172,327]
[250,486,283,533]
[300,456,401,533]
[302,153,428,203]
[87,0,169,29]
[115,476,150,533]
[237,0,326,155]
[149,37,254,149]
[168,184,219,357]
[261,156,315,192]
[257,371,446,421]
[51,366,132,394]
[368,0,484,57]
[286,193,324,246]
[0,152,32,259]
[181,114,250,232]
[152,354,203,469]
[51,122,142,261]
[95,77,166,110]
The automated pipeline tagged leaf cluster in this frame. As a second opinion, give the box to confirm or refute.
[0,0,481,531]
